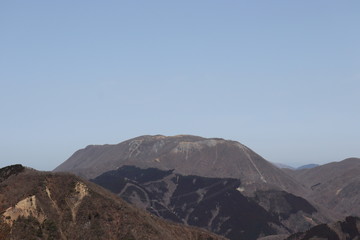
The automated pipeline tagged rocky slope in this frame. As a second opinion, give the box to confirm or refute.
[0,164,224,240]
[91,165,328,240]
[54,135,306,196]
[285,158,360,218]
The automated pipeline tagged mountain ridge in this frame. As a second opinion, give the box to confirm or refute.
[285,157,360,218]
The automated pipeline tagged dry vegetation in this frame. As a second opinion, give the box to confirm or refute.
[0,165,225,240]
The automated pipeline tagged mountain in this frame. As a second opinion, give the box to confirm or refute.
[273,163,319,171]
[286,158,360,218]
[0,164,224,240]
[286,216,360,240]
[91,165,328,240]
[54,135,306,196]
[296,164,319,170]
[56,135,360,239]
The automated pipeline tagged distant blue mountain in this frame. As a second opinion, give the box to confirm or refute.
[297,164,319,170]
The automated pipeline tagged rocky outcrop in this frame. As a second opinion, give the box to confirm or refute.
[3,195,45,226]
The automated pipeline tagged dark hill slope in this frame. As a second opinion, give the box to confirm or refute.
[54,135,306,196]
[0,165,224,240]
[92,166,328,240]
[286,216,360,240]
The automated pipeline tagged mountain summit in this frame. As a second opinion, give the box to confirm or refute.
[54,135,305,195]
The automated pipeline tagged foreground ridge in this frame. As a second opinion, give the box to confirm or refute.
[0,164,225,240]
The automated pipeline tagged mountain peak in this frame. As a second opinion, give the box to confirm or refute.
[54,135,306,196]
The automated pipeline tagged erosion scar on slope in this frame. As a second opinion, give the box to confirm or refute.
[240,145,267,183]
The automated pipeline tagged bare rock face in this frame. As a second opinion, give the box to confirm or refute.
[0,165,224,240]
[54,135,306,196]
[286,158,360,218]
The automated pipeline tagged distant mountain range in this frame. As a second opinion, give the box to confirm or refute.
[272,163,319,170]
[0,164,223,240]
[296,164,319,170]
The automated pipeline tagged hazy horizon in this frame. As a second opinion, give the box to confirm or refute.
[1,1,359,170]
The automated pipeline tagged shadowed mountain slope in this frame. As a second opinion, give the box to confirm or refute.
[0,165,224,240]
[286,216,360,240]
[91,166,328,240]
[54,135,306,196]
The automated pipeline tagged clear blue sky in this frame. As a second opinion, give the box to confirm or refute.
[1,1,359,170]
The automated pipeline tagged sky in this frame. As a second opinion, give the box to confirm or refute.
[1,1,359,170]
